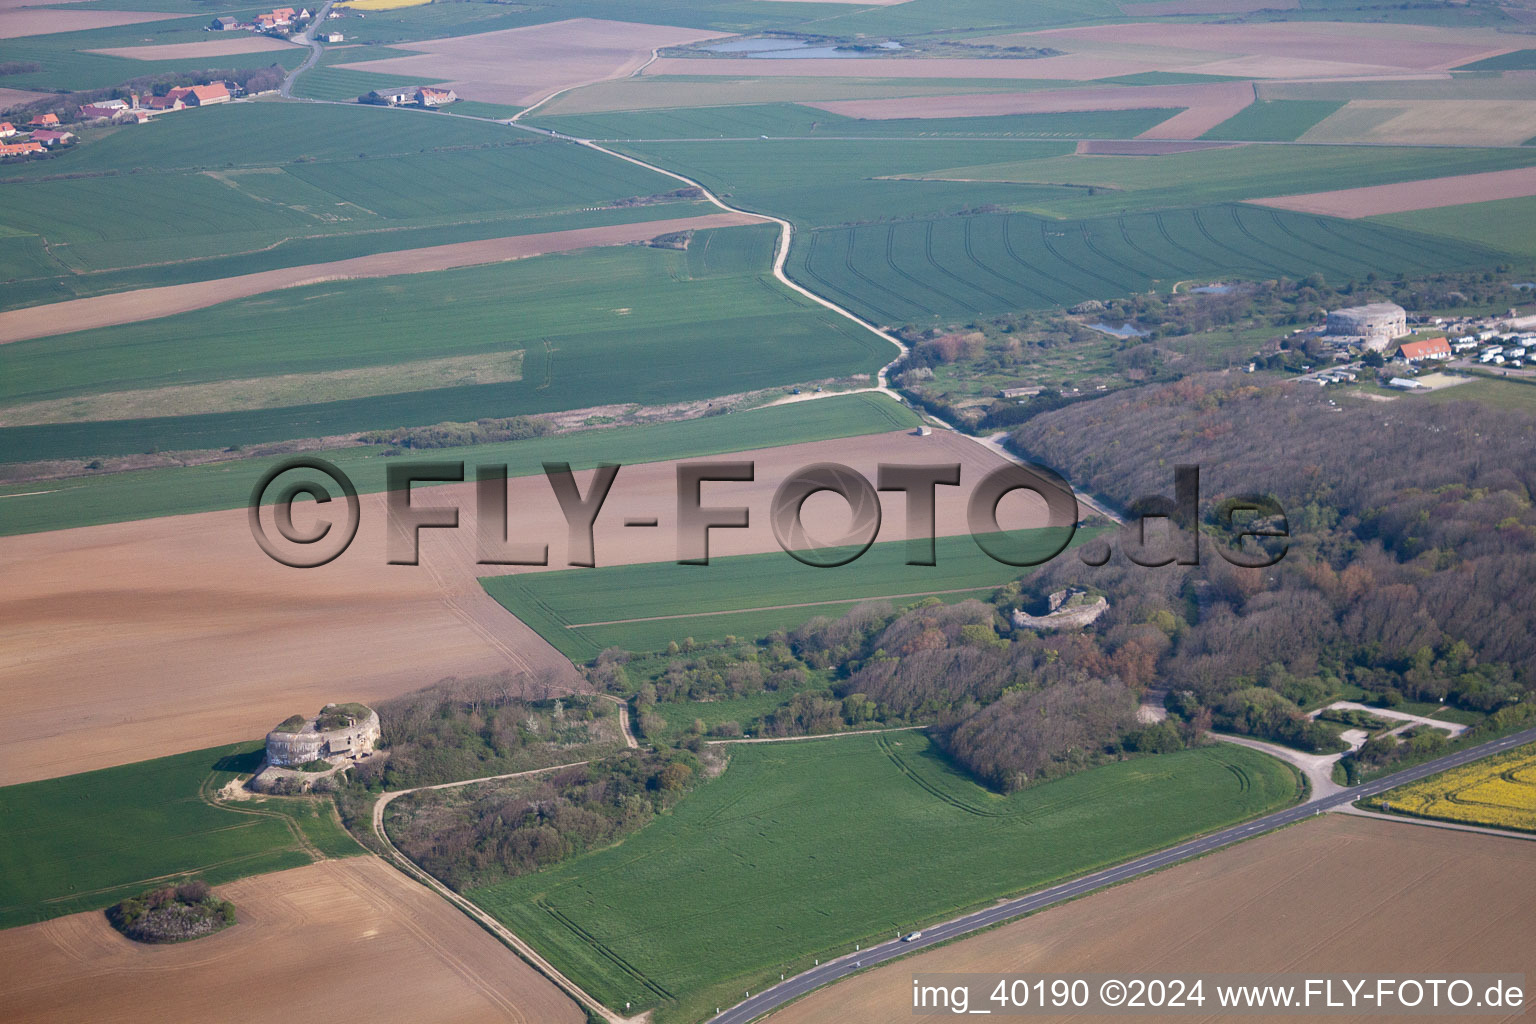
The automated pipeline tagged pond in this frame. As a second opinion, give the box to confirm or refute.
[1087,321,1150,338]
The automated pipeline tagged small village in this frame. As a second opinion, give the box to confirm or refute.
[1288,300,1536,394]
[0,5,312,162]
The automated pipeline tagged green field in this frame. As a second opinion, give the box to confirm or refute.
[0,102,696,306]
[0,392,917,536]
[1455,49,1536,71]
[1422,377,1536,412]
[592,137,1527,322]
[1375,197,1536,260]
[470,732,1300,1022]
[0,225,898,461]
[1201,100,1348,142]
[794,205,1498,324]
[611,135,1536,224]
[481,528,1078,661]
[0,743,361,930]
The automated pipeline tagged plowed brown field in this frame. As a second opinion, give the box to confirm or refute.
[0,428,1017,784]
[1249,165,1536,218]
[85,37,301,60]
[0,857,584,1024]
[768,814,1536,1024]
[809,82,1254,140]
[335,18,730,107]
[977,21,1521,75]
[0,9,178,38]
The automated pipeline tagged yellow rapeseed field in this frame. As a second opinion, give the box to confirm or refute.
[1365,742,1536,833]
[338,0,431,10]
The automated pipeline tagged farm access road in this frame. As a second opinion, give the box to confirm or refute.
[279,0,334,99]
[370,697,635,1024]
[507,96,1129,526]
[708,724,1536,1024]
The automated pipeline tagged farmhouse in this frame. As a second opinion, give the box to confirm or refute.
[27,113,59,128]
[211,15,238,29]
[29,130,74,148]
[1325,302,1408,350]
[416,86,457,107]
[78,104,121,121]
[185,83,230,106]
[0,122,14,138]
[264,703,380,767]
[0,141,43,157]
[1398,336,1451,362]
[362,88,414,106]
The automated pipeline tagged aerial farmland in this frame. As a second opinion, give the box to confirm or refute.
[3,0,1536,1021]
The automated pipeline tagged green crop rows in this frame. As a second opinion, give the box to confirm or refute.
[794,205,1499,324]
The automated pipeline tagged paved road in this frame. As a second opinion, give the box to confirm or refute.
[278,1,334,99]
[709,725,1536,1024]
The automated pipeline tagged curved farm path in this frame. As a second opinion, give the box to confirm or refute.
[370,698,640,1023]
[505,100,1129,531]
[279,0,334,99]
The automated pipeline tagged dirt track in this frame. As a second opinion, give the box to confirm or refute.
[767,814,1536,1024]
[0,213,760,346]
[0,857,584,1024]
[0,428,1024,785]
[335,18,730,107]
[1249,165,1536,218]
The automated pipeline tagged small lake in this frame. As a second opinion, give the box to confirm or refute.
[1087,321,1150,338]
[703,38,902,59]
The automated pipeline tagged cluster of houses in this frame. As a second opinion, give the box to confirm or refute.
[0,113,76,157]
[359,86,459,109]
[75,82,232,124]
[1,79,241,159]
[210,7,313,32]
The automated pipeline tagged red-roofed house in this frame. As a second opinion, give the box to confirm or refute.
[415,86,457,107]
[1398,337,1451,363]
[28,113,59,128]
[0,140,43,157]
[79,104,121,120]
[145,94,183,111]
[186,83,230,106]
[29,129,74,147]
[0,122,14,138]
